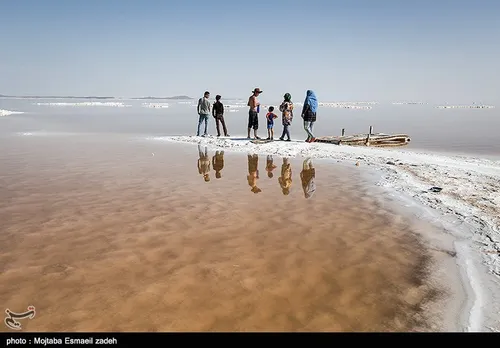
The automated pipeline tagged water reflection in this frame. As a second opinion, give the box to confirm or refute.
[278,158,292,195]
[212,150,224,179]
[197,145,211,182]
[300,158,316,199]
[247,154,262,193]
[265,155,277,178]
[193,147,317,198]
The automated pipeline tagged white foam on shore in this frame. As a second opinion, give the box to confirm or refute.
[393,102,428,105]
[0,109,25,116]
[149,134,500,331]
[224,104,247,108]
[437,105,495,109]
[34,102,131,107]
[319,102,373,109]
[16,131,83,137]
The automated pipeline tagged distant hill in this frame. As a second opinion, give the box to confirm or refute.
[132,95,193,100]
[0,94,193,100]
[0,94,114,99]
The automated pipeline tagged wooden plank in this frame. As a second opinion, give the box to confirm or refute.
[312,133,410,147]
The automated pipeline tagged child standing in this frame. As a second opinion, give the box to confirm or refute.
[266,106,278,140]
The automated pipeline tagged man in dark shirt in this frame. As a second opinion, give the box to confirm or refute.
[212,95,230,137]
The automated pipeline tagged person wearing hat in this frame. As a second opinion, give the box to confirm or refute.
[247,153,262,193]
[247,88,263,139]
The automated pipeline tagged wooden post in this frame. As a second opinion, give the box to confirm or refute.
[366,126,372,146]
[341,128,345,136]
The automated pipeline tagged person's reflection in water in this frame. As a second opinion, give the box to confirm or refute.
[197,145,211,182]
[212,150,224,179]
[266,155,277,178]
[300,158,316,199]
[278,158,292,195]
[247,154,262,193]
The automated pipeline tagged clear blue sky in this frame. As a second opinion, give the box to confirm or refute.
[1,0,499,103]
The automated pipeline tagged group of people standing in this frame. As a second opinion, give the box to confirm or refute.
[258,89,318,143]
[196,91,230,137]
[197,145,316,198]
[196,88,319,143]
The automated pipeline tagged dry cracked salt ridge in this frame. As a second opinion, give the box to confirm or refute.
[379,160,500,273]
[376,158,500,332]
[154,135,500,331]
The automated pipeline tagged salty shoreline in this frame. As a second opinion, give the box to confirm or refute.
[151,134,500,332]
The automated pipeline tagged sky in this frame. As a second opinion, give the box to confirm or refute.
[1,0,499,103]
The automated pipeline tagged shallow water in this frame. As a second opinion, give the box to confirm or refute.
[1,98,499,158]
[0,134,448,332]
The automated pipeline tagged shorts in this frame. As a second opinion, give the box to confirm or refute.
[248,111,259,130]
[267,122,274,129]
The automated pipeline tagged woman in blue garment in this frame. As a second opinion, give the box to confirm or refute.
[301,90,318,142]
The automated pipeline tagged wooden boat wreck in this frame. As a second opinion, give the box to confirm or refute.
[313,129,410,147]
